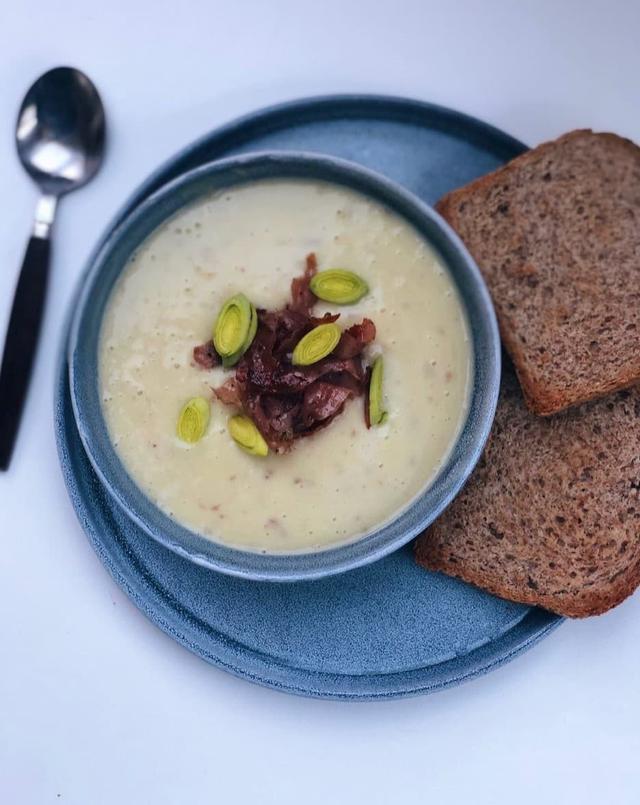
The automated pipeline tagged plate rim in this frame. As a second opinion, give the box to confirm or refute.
[115,93,528,232]
[54,93,563,700]
[55,368,562,698]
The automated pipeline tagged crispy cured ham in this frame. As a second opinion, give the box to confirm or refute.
[194,253,377,452]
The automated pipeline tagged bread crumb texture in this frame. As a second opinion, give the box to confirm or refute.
[437,130,640,415]
[415,371,640,617]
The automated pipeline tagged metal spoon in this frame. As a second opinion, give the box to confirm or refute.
[0,67,106,470]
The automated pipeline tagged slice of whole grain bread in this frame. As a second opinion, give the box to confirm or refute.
[415,371,640,617]
[437,129,640,415]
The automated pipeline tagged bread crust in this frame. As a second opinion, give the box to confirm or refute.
[415,541,640,618]
[415,375,640,618]
[436,129,640,416]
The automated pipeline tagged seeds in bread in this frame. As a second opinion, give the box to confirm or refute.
[414,371,640,617]
[436,129,640,415]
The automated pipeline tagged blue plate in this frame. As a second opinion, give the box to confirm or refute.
[55,95,562,699]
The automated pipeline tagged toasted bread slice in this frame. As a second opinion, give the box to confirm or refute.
[415,371,640,617]
[437,130,640,415]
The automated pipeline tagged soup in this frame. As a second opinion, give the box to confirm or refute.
[99,180,471,552]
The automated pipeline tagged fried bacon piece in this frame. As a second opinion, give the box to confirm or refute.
[334,318,376,359]
[195,253,377,452]
[213,377,243,407]
[290,252,318,314]
[193,340,219,369]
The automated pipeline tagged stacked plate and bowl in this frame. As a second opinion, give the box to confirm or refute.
[57,95,561,700]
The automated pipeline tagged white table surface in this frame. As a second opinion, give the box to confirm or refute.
[2,1,639,802]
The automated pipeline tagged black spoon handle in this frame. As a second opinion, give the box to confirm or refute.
[0,234,51,470]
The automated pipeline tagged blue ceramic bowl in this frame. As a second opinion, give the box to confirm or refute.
[69,152,500,581]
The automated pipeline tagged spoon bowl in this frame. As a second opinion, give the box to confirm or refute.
[16,66,106,195]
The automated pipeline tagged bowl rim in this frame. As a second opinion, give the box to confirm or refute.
[68,150,501,581]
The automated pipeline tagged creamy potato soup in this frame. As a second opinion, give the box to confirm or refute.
[99,180,471,552]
